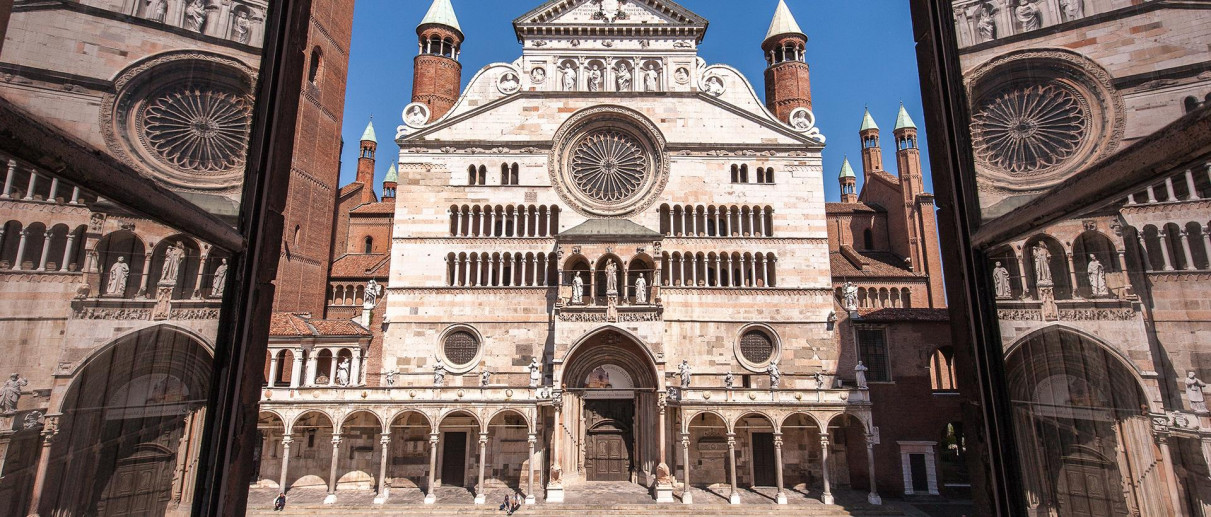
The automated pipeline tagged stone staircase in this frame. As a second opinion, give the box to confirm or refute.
[254,505,911,516]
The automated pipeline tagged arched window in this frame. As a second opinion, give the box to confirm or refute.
[863,228,874,250]
[731,164,739,183]
[510,163,519,185]
[740,164,749,183]
[930,346,957,391]
[363,236,373,254]
[477,165,487,185]
[308,46,322,85]
[501,163,510,185]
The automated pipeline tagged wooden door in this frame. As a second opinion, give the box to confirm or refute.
[441,432,467,487]
[751,432,777,486]
[586,431,630,481]
[910,454,929,492]
[97,444,174,517]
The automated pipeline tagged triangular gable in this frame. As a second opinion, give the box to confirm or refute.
[514,0,708,40]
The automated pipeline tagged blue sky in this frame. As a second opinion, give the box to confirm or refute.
[338,0,931,202]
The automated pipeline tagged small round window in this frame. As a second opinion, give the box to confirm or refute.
[739,330,774,364]
[443,331,480,367]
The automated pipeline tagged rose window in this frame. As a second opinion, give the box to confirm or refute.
[739,330,774,364]
[569,130,648,204]
[971,83,1088,176]
[443,331,480,366]
[142,86,252,173]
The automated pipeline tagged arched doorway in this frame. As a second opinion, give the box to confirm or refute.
[559,328,659,484]
[38,325,212,517]
[1007,327,1160,517]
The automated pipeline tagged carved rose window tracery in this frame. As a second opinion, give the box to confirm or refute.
[570,130,648,204]
[972,83,1088,176]
[443,331,480,366]
[739,330,774,364]
[142,86,252,173]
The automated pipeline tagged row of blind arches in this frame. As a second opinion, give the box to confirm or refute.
[730,164,775,184]
[467,163,519,186]
[449,204,561,238]
[441,250,778,288]
[660,251,778,288]
[659,204,774,237]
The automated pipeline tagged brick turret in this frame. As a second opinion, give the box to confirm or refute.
[891,104,945,307]
[356,119,377,204]
[413,0,463,120]
[762,0,811,124]
[859,108,883,174]
[382,164,397,202]
[839,157,857,203]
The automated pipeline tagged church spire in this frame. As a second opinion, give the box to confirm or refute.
[761,0,812,124]
[418,0,462,38]
[839,156,857,203]
[765,0,806,43]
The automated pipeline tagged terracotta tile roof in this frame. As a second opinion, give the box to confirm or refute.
[830,249,919,278]
[826,202,882,214]
[330,253,390,278]
[855,307,950,322]
[339,183,364,198]
[351,202,395,214]
[269,312,371,337]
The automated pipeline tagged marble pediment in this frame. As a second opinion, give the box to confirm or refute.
[514,0,707,36]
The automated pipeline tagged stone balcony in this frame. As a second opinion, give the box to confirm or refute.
[673,387,870,408]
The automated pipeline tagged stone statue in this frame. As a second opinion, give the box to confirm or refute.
[634,274,648,304]
[704,76,725,96]
[1187,372,1208,412]
[616,65,631,91]
[406,105,428,126]
[643,64,659,92]
[992,261,1012,298]
[1086,255,1108,296]
[605,261,618,294]
[530,67,546,84]
[724,371,734,390]
[211,258,228,297]
[561,64,576,91]
[587,65,603,92]
[499,72,519,93]
[1015,0,1042,32]
[678,360,691,389]
[1032,244,1052,284]
[813,372,824,389]
[842,281,858,311]
[1,373,27,414]
[791,109,810,129]
[106,256,129,296]
[855,361,869,389]
[336,358,351,386]
[433,358,446,386]
[976,3,997,42]
[571,273,584,304]
[160,242,186,285]
[146,0,167,22]
[384,369,396,386]
[233,9,251,44]
[183,0,206,32]
[1059,0,1083,21]
[365,279,383,307]
[767,361,781,390]
[481,369,491,387]
[528,357,541,387]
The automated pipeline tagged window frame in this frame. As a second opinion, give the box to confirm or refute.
[853,325,891,383]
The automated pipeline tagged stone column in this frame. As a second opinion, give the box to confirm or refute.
[727,433,740,504]
[750,208,758,236]
[305,352,317,386]
[820,433,834,504]
[290,349,304,388]
[548,402,565,503]
[1179,230,1195,270]
[138,249,154,297]
[26,415,58,516]
[13,230,28,270]
[1138,236,1154,271]
[1,159,14,197]
[655,399,673,502]
[865,433,881,505]
[683,207,691,236]
[773,433,786,504]
[514,208,521,237]
[474,432,487,504]
[1016,251,1031,296]
[279,435,293,491]
[1065,252,1078,297]
[473,255,481,286]
[36,232,52,270]
[1157,434,1186,517]
[424,433,439,504]
[47,177,58,202]
[1159,231,1175,270]
[267,351,280,387]
[23,171,36,200]
[681,433,692,504]
[1187,169,1201,200]
[324,435,341,504]
[714,257,722,286]
[526,433,537,504]
[1166,177,1178,201]
[192,253,209,298]
[457,257,466,286]
[352,348,363,386]
[373,433,390,504]
[755,207,764,236]
[1146,185,1158,203]
[690,255,698,286]
[70,186,79,204]
[60,233,76,272]
[760,257,768,287]
[327,350,338,386]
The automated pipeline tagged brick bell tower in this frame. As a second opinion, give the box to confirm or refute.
[762,0,811,124]
[892,103,945,307]
[859,108,883,174]
[839,157,857,203]
[357,119,377,204]
[413,0,463,121]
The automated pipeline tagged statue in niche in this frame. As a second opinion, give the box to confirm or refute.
[365,279,383,307]
[724,371,734,390]
[336,358,350,386]
[211,258,228,297]
[1014,0,1042,32]
[587,65,603,92]
[855,362,869,389]
[1186,372,1207,412]
[481,369,491,387]
[1059,0,1084,21]
[616,64,631,91]
[643,64,659,92]
[992,261,1012,299]
[183,0,206,32]
[1086,254,1108,296]
[678,360,691,389]
[605,261,618,294]
[233,10,251,44]
[976,3,997,42]
[145,0,167,22]
[1032,244,1052,285]
[433,358,446,386]
[106,256,129,296]
[1,373,28,414]
[842,281,858,311]
[767,360,781,390]
[160,242,186,286]
[813,372,825,389]
[571,273,584,304]
[634,274,647,304]
[561,64,577,92]
[529,357,541,387]
[384,369,396,386]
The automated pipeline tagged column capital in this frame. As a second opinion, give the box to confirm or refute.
[281,435,294,446]
[479,432,489,444]
[331,435,343,445]
[429,432,440,444]
[527,433,537,444]
[380,433,391,445]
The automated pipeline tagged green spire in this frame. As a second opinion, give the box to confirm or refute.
[860,108,879,132]
[839,156,856,179]
[360,119,377,143]
[765,0,806,42]
[894,103,917,131]
[419,0,461,34]
[384,164,398,183]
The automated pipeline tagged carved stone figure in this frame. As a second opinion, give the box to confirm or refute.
[1059,0,1083,21]
[634,274,648,304]
[406,105,428,126]
[365,279,383,307]
[615,64,631,91]
[233,10,251,44]
[1187,372,1207,412]
[1087,255,1108,296]
[678,360,691,389]
[605,261,618,294]
[184,0,206,32]
[571,273,584,304]
[1032,244,1052,284]
[433,358,446,386]
[643,64,659,92]
[481,369,491,387]
[842,281,858,311]
[531,68,547,85]
[160,242,186,285]
[767,361,781,390]
[814,372,825,389]
[146,0,168,22]
[791,109,811,129]
[674,67,689,84]
[1015,0,1042,32]
[528,357,541,387]
[498,72,520,94]
[106,256,129,296]
[384,369,396,386]
[724,371,734,390]
[976,3,997,42]
[704,75,725,96]
[211,258,228,297]
[993,261,1012,298]
[587,65,602,92]
[855,361,869,389]
[1,373,27,414]
[561,64,576,91]
[336,358,351,386]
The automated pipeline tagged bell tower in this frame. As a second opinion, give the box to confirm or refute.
[357,119,377,204]
[839,157,857,203]
[762,0,811,124]
[859,108,883,174]
[413,0,463,120]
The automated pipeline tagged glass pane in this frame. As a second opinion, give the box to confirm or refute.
[0,2,269,515]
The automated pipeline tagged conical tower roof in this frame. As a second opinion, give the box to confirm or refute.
[360,119,377,143]
[419,0,462,35]
[894,103,917,131]
[860,108,879,132]
[839,157,856,179]
[765,0,806,42]
[384,164,398,184]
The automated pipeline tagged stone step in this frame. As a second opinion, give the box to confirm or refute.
[253,508,908,517]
